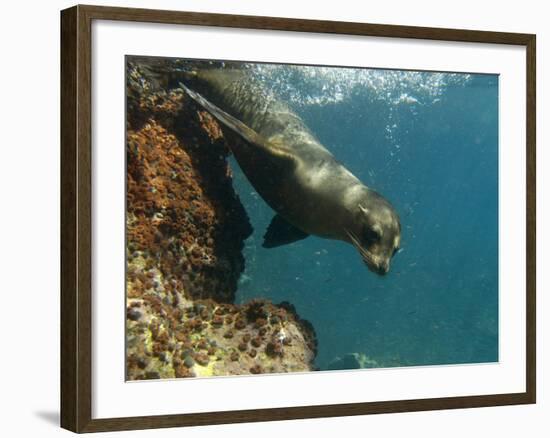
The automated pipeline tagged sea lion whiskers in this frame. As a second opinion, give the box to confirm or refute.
[345,228,376,266]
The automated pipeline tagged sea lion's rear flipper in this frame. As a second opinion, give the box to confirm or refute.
[179,82,295,165]
[262,215,309,248]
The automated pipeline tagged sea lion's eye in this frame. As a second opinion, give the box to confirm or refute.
[363,227,381,244]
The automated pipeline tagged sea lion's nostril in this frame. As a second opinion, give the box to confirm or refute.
[378,263,389,275]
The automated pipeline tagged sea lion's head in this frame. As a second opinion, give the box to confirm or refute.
[346,191,401,275]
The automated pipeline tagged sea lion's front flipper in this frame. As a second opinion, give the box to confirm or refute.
[179,82,295,165]
[262,215,309,248]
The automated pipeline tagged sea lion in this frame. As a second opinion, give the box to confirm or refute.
[180,67,401,275]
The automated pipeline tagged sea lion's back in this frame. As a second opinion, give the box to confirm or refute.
[192,69,326,155]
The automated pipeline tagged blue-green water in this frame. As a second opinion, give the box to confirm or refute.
[231,65,499,370]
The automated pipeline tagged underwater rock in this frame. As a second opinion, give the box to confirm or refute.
[126,60,317,380]
[127,296,317,379]
[326,353,380,371]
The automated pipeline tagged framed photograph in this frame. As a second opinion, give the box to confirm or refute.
[60,5,536,433]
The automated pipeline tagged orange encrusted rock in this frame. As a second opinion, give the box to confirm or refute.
[125,58,317,380]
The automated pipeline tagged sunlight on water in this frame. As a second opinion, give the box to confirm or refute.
[246,64,472,150]
[249,63,471,106]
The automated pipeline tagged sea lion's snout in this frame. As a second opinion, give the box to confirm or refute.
[362,254,390,276]
[374,260,390,276]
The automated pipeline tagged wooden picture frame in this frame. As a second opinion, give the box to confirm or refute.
[61,4,536,433]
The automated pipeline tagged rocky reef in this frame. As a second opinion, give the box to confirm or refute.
[125,59,317,380]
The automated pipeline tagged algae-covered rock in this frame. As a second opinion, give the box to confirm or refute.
[125,59,317,380]
[127,297,316,379]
